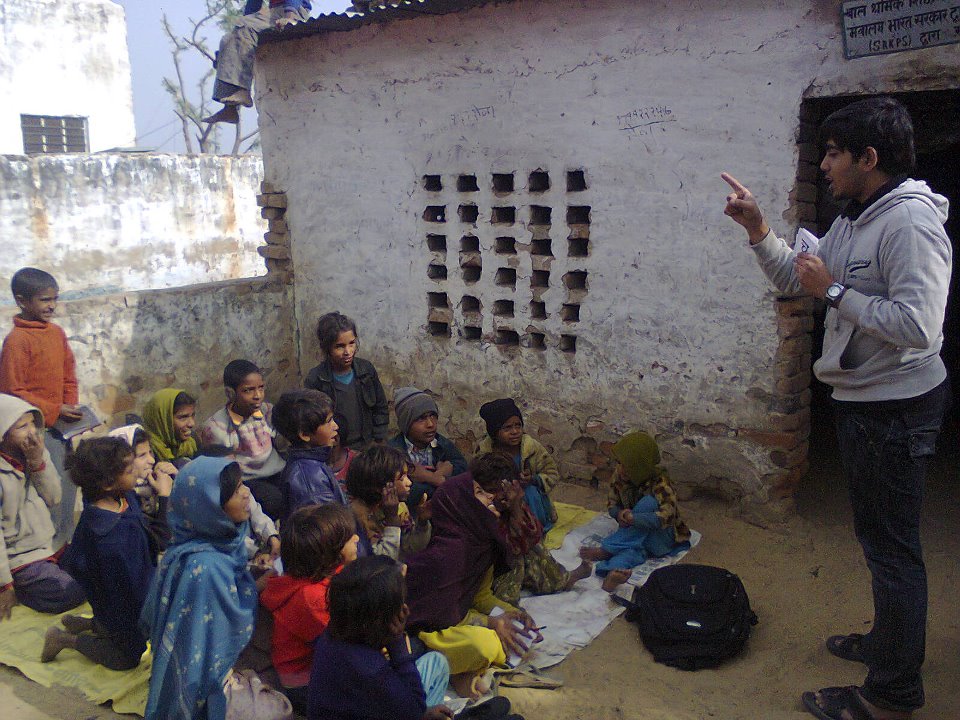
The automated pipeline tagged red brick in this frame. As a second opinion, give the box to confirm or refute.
[257,244,290,260]
[776,370,812,395]
[777,334,812,357]
[261,207,285,220]
[256,192,287,208]
[739,428,806,450]
[777,314,815,339]
[770,441,809,469]
[771,406,811,432]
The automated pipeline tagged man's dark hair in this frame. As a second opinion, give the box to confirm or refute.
[819,96,915,176]
[223,359,261,390]
[328,555,406,648]
[67,437,133,503]
[469,451,518,494]
[345,444,408,505]
[272,389,334,446]
[316,312,358,356]
[11,268,58,301]
[281,504,356,581]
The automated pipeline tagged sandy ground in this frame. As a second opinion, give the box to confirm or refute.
[2,427,958,720]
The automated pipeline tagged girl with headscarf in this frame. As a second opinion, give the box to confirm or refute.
[579,431,691,591]
[404,453,541,699]
[140,456,257,720]
[141,388,198,466]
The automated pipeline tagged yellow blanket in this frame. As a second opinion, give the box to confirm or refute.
[0,603,149,716]
[543,501,598,550]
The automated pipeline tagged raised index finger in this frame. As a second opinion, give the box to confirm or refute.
[721,172,748,196]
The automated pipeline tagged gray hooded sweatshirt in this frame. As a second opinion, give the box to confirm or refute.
[752,178,951,402]
[0,394,59,588]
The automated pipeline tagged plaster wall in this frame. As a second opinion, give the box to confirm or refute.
[1,153,267,297]
[255,0,959,514]
[0,0,135,153]
[48,277,297,430]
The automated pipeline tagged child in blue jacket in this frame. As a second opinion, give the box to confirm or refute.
[273,389,349,523]
[42,437,171,669]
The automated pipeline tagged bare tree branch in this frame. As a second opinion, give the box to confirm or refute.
[160,1,253,155]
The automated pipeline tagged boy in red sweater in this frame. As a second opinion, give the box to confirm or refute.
[260,502,359,715]
[0,268,82,544]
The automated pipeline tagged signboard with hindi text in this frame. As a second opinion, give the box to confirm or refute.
[841,0,960,59]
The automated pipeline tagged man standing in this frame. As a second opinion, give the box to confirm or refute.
[723,97,951,720]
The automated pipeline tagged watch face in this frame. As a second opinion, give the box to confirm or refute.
[827,284,842,299]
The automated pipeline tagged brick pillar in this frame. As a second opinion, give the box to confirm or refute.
[256,181,293,283]
[741,295,814,504]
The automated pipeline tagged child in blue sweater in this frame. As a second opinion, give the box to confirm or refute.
[308,555,452,720]
[273,389,347,523]
[41,437,171,669]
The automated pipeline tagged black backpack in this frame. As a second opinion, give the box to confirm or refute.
[623,564,758,670]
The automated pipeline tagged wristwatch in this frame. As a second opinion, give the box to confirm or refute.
[825,282,847,309]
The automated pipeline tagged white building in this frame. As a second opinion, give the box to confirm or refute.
[0,0,136,154]
[255,0,959,517]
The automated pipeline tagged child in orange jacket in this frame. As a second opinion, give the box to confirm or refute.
[260,503,359,715]
[0,268,83,544]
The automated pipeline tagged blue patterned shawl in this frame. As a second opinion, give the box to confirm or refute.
[140,457,257,720]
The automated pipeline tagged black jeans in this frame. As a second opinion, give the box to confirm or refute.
[833,379,949,712]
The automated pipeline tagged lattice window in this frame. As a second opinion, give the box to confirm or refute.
[420,169,591,353]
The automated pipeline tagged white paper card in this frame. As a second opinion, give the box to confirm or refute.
[796,228,820,255]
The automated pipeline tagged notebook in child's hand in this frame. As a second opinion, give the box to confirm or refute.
[51,405,103,440]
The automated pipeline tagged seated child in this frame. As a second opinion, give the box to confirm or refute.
[260,503,359,714]
[42,437,172,669]
[329,412,357,489]
[272,389,347,522]
[200,359,286,519]
[196,444,280,568]
[141,388,198,467]
[345,445,431,560]
[0,394,84,618]
[0,267,84,545]
[308,555,452,720]
[140,456,258,720]
[478,398,559,532]
[304,312,389,449]
[387,387,467,511]
[107,424,178,518]
[481,452,591,606]
[579,431,691,592]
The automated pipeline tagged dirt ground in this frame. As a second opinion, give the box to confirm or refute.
[2,428,958,720]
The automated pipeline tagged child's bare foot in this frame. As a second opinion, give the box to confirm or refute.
[41,626,76,662]
[601,569,632,593]
[61,614,94,634]
[579,546,611,562]
[564,560,593,590]
[450,671,485,699]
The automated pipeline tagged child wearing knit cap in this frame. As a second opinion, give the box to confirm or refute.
[580,431,691,592]
[477,398,558,533]
[386,387,467,512]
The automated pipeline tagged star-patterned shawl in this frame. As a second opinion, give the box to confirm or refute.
[140,456,256,720]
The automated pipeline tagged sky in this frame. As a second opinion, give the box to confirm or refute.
[116,0,350,153]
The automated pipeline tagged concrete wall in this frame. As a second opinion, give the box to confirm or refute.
[0,153,267,297]
[46,277,297,431]
[0,0,135,153]
[254,0,959,517]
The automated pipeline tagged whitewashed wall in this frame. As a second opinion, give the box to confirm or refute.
[0,0,135,153]
[0,153,267,297]
[255,0,959,515]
